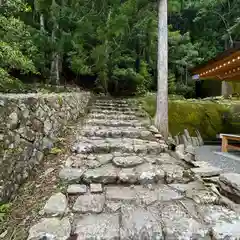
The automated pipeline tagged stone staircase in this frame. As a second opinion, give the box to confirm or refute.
[27,98,240,240]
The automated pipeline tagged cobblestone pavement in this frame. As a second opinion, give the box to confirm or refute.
[27,98,240,240]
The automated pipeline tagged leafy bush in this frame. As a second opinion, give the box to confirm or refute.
[111,68,145,95]
[175,82,195,98]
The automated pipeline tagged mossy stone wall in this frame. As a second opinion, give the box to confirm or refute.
[139,95,240,140]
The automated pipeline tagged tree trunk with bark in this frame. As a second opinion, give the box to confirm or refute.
[155,0,168,139]
[40,14,45,32]
[50,21,60,85]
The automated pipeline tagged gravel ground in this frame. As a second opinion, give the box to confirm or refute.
[195,145,240,173]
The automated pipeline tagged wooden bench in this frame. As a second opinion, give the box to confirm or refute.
[220,134,240,152]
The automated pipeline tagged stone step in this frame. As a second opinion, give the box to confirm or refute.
[93,105,139,111]
[88,113,138,120]
[94,103,130,108]
[60,152,183,184]
[95,99,128,104]
[85,119,149,127]
[90,109,147,117]
[65,151,180,168]
[28,185,240,240]
[81,126,153,139]
[71,137,166,155]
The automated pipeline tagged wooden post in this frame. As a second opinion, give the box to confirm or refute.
[221,136,228,152]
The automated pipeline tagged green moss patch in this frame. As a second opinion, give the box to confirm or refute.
[139,94,240,140]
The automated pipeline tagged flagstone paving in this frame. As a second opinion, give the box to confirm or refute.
[27,98,240,240]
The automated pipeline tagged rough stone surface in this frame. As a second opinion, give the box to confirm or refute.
[161,203,210,239]
[191,166,223,177]
[161,164,184,183]
[106,186,136,201]
[83,164,119,183]
[113,155,144,167]
[73,194,105,213]
[90,183,103,193]
[197,205,240,239]
[43,193,67,216]
[0,91,90,201]
[67,184,87,194]
[135,163,165,184]
[59,168,84,182]
[26,98,240,239]
[135,185,183,205]
[106,201,122,212]
[149,125,159,133]
[118,168,138,183]
[74,213,119,240]
[28,217,71,240]
[120,204,163,239]
[219,173,240,199]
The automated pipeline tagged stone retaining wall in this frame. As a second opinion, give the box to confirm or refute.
[0,91,91,202]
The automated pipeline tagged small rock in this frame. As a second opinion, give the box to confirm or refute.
[59,168,84,182]
[67,184,87,194]
[72,142,93,154]
[118,168,138,183]
[27,217,71,240]
[73,194,105,213]
[0,230,7,238]
[7,112,19,129]
[42,168,55,178]
[155,133,163,139]
[161,164,184,183]
[106,201,121,212]
[43,192,67,216]
[149,125,159,133]
[90,183,103,193]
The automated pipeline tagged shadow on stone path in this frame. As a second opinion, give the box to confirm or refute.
[27,98,240,240]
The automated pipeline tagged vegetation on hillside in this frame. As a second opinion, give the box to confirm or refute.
[1,0,240,95]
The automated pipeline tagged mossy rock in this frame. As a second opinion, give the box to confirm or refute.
[139,95,240,140]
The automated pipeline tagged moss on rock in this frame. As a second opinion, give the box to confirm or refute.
[139,95,240,140]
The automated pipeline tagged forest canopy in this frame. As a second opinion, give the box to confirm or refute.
[0,0,239,95]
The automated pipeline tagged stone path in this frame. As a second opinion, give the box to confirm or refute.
[27,98,240,240]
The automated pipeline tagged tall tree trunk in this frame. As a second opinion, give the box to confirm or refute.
[155,0,168,139]
[40,13,45,32]
[50,21,60,85]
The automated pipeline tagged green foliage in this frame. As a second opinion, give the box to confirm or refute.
[0,0,239,95]
[0,5,38,90]
[0,203,11,222]
[49,147,62,155]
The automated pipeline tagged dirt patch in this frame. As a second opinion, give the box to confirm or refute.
[0,121,82,240]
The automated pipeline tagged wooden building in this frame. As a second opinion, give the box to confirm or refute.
[192,44,240,97]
